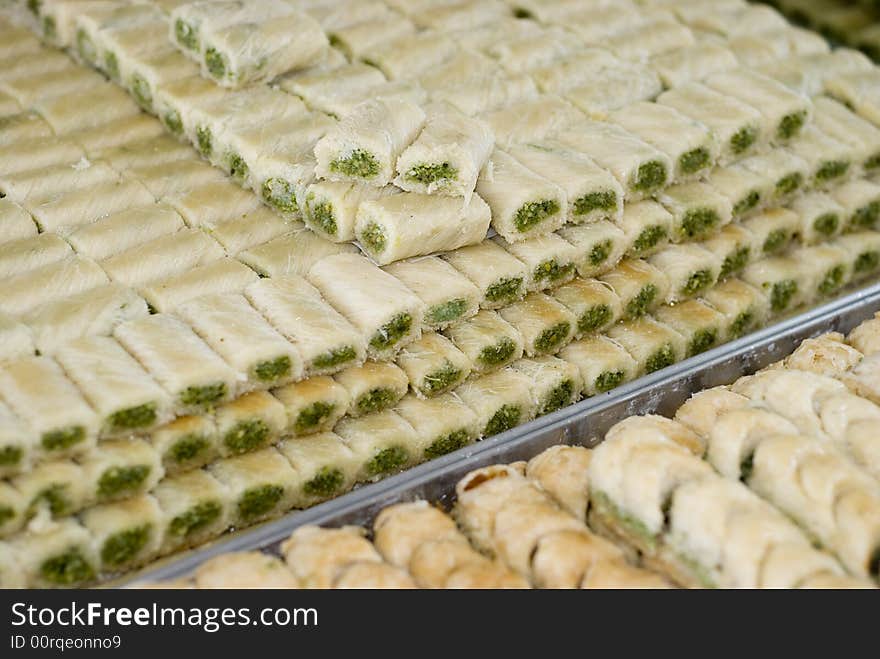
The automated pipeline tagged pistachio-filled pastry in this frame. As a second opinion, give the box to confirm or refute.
[0,111,53,148]
[303,181,397,243]
[169,0,289,56]
[649,41,738,89]
[740,149,809,203]
[786,126,853,189]
[81,438,163,505]
[394,103,493,198]
[658,181,733,243]
[396,392,480,460]
[0,135,83,178]
[812,97,880,174]
[314,98,425,187]
[619,200,673,258]
[334,361,409,418]
[0,399,33,479]
[0,233,70,281]
[655,300,727,358]
[482,95,585,148]
[799,245,851,301]
[491,234,577,293]
[610,102,717,182]
[506,142,624,224]
[274,376,350,437]
[834,232,880,282]
[742,208,800,258]
[648,244,722,303]
[512,356,583,417]
[0,199,37,245]
[442,241,529,310]
[8,519,98,588]
[192,551,299,589]
[384,256,481,330]
[499,293,576,358]
[525,444,593,522]
[554,119,672,200]
[0,311,33,366]
[476,149,567,242]
[355,191,491,265]
[122,48,196,114]
[702,224,759,281]
[742,256,807,314]
[824,69,880,130]
[599,258,670,320]
[445,310,524,375]
[0,256,109,317]
[608,15,696,61]
[552,278,622,339]
[12,459,88,522]
[67,204,184,262]
[213,391,286,458]
[559,335,638,398]
[706,165,767,220]
[238,230,358,280]
[701,278,770,340]
[335,410,419,482]
[564,62,663,121]
[55,335,171,437]
[657,82,764,163]
[848,312,880,356]
[151,414,219,477]
[789,192,844,246]
[278,433,360,508]
[607,317,687,376]
[558,220,627,278]
[831,179,880,231]
[153,469,231,555]
[456,367,535,438]
[783,332,864,379]
[244,276,364,377]
[0,356,98,460]
[113,313,239,415]
[153,75,227,140]
[83,495,164,573]
[397,332,472,398]
[308,253,424,359]
[365,30,457,80]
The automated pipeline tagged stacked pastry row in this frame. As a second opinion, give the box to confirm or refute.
[769,0,880,62]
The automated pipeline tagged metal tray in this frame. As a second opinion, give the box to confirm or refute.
[124,281,880,586]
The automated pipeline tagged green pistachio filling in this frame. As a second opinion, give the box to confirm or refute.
[366,445,408,477]
[740,453,755,483]
[595,369,625,393]
[224,419,270,455]
[485,277,523,304]
[733,190,761,216]
[775,172,802,197]
[356,387,398,415]
[574,190,617,216]
[108,403,157,432]
[262,178,298,213]
[307,197,337,236]
[626,284,658,318]
[425,429,471,459]
[130,74,153,111]
[514,8,533,18]
[484,405,522,437]
[689,328,718,357]
[865,153,880,171]
[816,160,849,183]
[358,221,386,255]
[32,485,69,516]
[731,125,758,155]
[682,269,714,297]
[238,485,284,521]
[478,337,517,368]
[168,434,211,465]
[852,202,880,229]
[40,550,94,586]
[814,212,840,236]
[104,51,120,82]
[588,239,613,267]
[169,501,222,538]
[592,490,656,550]
[539,379,575,416]
[578,304,612,334]
[818,265,846,295]
[42,16,56,40]
[405,162,458,185]
[370,313,413,352]
[645,343,676,374]
[312,345,357,370]
[679,147,711,175]
[0,445,23,467]
[679,208,719,240]
[205,48,227,81]
[729,309,756,339]
[226,151,249,182]
[253,356,291,383]
[0,506,14,527]
[97,465,150,500]
[195,125,212,157]
[180,382,226,408]
[514,199,560,233]
[303,467,345,498]
[421,362,464,395]
[632,225,667,254]
[427,298,468,326]
[855,250,880,274]
[763,228,789,254]
[101,524,152,567]
[27,0,41,15]
[330,149,380,179]
[769,279,798,312]
[42,426,85,452]
[633,160,667,193]
[777,111,807,141]
[76,29,96,64]
[534,321,571,354]
[294,402,336,435]
[720,246,750,279]
[534,259,574,284]
[175,19,198,51]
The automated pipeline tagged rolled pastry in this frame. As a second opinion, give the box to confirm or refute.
[742,255,808,314]
[606,317,687,376]
[335,410,418,482]
[785,126,853,189]
[525,444,593,522]
[619,200,673,258]
[0,135,84,177]
[482,95,584,149]
[0,233,71,280]
[558,220,627,278]
[564,62,663,121]
[80,493,161,573]
[657,181,733,243]
[498,293,576,357]
[706,164,767,220]
[67,204,185,262]
[150,414,219,477]
[139,258,259,314]
[812,96,880,174]
[79,437,163,504]
[277,433,360,507]
[0,399,34,480]
[798,245,851,301]
[153,469,231,555]
[0,481,26,540]
[552,278,622,338]
[214,391,286,458]
[237,230,358,279]
[8,519,97,588]
[655,300,727,357]
[0,312,33,366]
[824,69,880,130]
[280,525,382,589]
[397,332,472,398]
[0,112,53,148]
[492,233,577,293]
[512,356,583,417]
[0,199,37,245]
[274,376,350,437]
[445,310,524,374]
[193,552,299,589]
[278,61,385,117]
[334,361,409,417]
[831,179,880,231]
[649,41,738,89]
[702,224,759,281]
[12,458,88,522]
[396,392,480,460]
[599,258,670,319]
[742,208,800,258]
[122,48,196,115]
[364,30,457,80]
[739,148,809,204]
[328,12,415,61]
[303,181,397,243]
[169,0,292,55]
[1,160,119,205]
[166,180,260,229]
[702,278,771,340]
[442,241,529,310]
[559,335,638,397]
[848,312,880,356]
[834,232,880,282]
[153,75,227,140]
[456,367,535,438]
[92,132,191,169]
[648,244,722,303]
